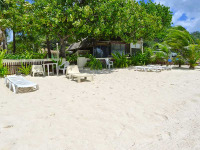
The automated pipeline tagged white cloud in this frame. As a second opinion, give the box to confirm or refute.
[154,0,200,33]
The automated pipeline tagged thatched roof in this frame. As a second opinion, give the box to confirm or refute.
[67,39,94,51]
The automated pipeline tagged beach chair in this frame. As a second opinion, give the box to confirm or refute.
[31,65,44,77]
[58,61,70,75]
[135,66,144,71]
[5,75,39,94]
[105,58,113,69]
[66,65,93,83]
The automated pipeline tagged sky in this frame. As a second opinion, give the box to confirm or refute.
[152,0,200,33]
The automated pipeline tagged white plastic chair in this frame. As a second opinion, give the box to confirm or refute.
[105,58,113,69]
[59,61,70,75]
[31,65,44,77]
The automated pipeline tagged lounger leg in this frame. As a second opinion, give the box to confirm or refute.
[77,77,81,83]
[12,84,16,94]
[4,78,7,84]
[91,76,93,81]
[9,81,12,90]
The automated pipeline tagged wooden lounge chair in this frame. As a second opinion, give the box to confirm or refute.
[5,75,39,94]
[31,65,44,77]
[66,65,93,83]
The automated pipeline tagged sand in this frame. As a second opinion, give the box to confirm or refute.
[0,66,200,150]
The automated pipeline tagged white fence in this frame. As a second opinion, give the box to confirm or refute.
[3,59,58,75]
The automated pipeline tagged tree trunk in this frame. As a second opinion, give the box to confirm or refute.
[46,35,51,58]
[13,31,16,54]
[2,30,6,49]
[179,63,181,68]
[60,38,66,58]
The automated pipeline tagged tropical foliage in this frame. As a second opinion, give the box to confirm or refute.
[0,49,9,77]
[66,54,78,65]
[112,52,129,68]
[18,63,32,75]
[185,44,200,69]
[4,51,47,59]
[86,54,102,70]
[153,42,171,65]
[0,0,173,57]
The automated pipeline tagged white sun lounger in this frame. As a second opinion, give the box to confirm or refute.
[66,65,93,83]
[31,65,45,77]
[5,75,39,94]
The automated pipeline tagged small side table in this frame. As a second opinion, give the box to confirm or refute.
[43,63,58,76]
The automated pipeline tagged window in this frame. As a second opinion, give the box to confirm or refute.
[111,44,125,55]
[93,46,109,58]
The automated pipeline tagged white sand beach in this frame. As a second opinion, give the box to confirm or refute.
[0,66,200,150]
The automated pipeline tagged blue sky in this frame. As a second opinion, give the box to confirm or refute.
[152,0,200,32]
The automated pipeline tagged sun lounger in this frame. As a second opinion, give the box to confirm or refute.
[5,75,39,93]
[66,65,93,83]
[31,65,44,77]
[135,66,145,71]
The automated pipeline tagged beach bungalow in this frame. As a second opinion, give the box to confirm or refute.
[67,38,143,58]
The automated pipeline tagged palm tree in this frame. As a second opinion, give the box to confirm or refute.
[186,44,200,69]
[165,26,194,55]
[153,42,171,66]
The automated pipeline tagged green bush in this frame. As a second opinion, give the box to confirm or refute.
[130,48,153,66]
[153,52,166,64]
[173,54,185,67]
[19,63,32,75]
[112,52,129,68]
[186,44,200,69]
[86,54,102,70]
[0,50,9,77]
[4,51,47,59]
[66,54,78,64]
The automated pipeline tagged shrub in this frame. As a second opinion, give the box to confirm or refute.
[66,54,78,64]
[19,63,32,75]
[173,54,185,67]
[0,50,9,77]
[86,54,102,70]
[4,51,47,59]
[153,52,166,65]
[130,48,153,66]
[112,52,129,68]
[186,44,200,69]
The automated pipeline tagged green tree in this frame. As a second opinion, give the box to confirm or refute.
[185,44,200,69]
[0,0,30,53]
[154,42,171,65]
[139,0,173,42]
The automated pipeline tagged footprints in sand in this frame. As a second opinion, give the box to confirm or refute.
[157,131,172,141]
[3,125,14,128]
[154,113,169,121]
